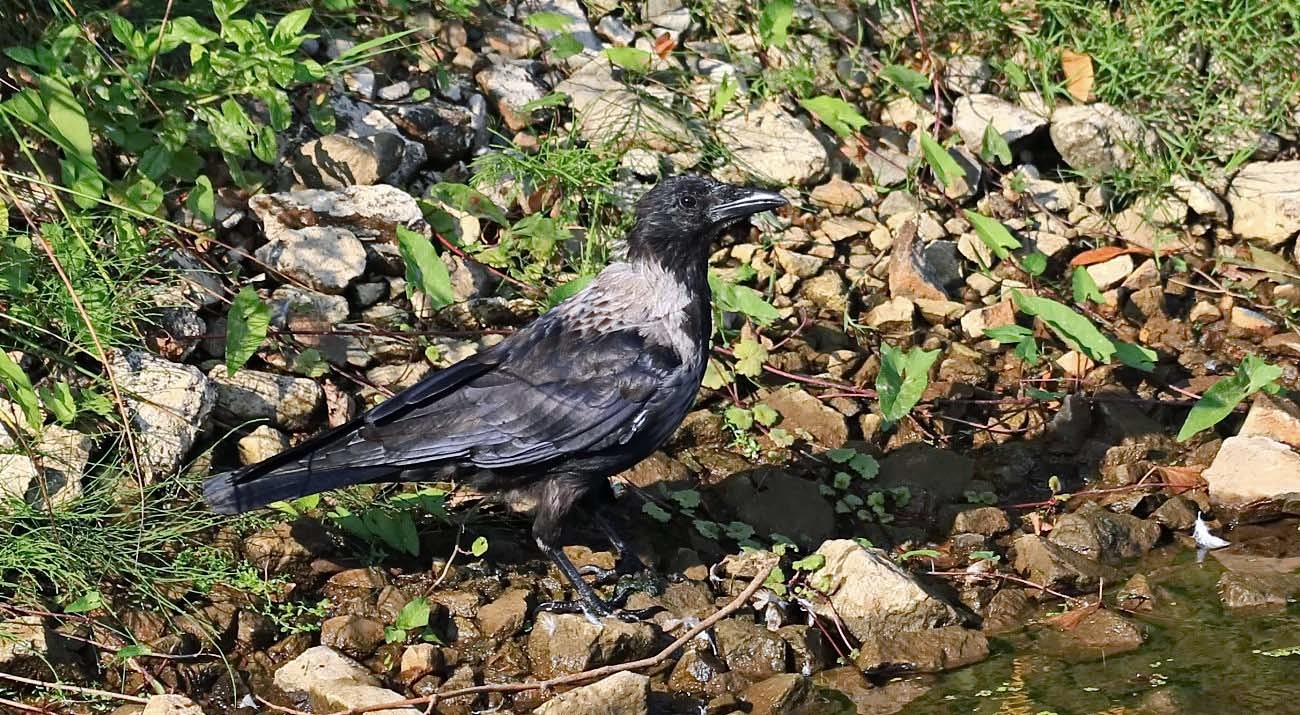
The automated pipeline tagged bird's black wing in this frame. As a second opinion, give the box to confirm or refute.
[360,318,683,469]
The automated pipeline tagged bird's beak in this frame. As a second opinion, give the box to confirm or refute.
[708,185,788,226]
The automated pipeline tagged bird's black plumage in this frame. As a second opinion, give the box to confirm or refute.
[204,175,787,616]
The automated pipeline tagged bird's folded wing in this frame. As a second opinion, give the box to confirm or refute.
[356,327,682,469]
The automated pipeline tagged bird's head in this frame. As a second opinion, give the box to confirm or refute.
[626,175,787,271]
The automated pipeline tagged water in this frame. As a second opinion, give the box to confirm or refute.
[902,543,1300,714]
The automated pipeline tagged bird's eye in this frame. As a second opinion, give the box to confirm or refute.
[678,195,698,209]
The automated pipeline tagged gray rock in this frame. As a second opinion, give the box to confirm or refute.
[1049,103,1151,176]
[865,296,915,332]
[292,134,404,189]
[518,0,603,57]
[716,468,833,550]
[142,695,204,715]
[1203,435,1300,507]
[718,102,828,186]
[320,615,385,659]
[376,81,411,101]
[327,95,436,178]
[1218,571,1300,609]
[526,612,658,679]
[810,540,962,642]
[855,625,989,673]
[1226,161,1300,246]
[476,61,550,131]
[773,247,824,279]
[270,286,350,330]
[343,66,376,98]
[1149,495,1197,531]
[714,618,789,681]
[238,425,289,465]
[477,588,530,640]
[0,616,64,679]
[861,143,911,187]
[533,671,649,715]
[208,365,324,431]
[109,351,215,481]
[740,673,816,715]
[877,190,922,221]
[1171,174,1228,224]
[952,94,1047,150]
[442,253,499,303]
[1048,502,1161,561]
[1239,394,1300,449]
[888,220,948,301]
[254,225,367,295]
[1036,609,1145,657]
[249,184,424,243]
[1010,534,1119,593]
[943,55,992,95]
[482,15,545,58]
[800,271,848,314]
[759,386,848,448]
[274,645,420,714]
[556,60,692,151]
[951,506,1011,536]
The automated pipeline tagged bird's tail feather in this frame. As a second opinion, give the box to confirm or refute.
[203,463,398,514]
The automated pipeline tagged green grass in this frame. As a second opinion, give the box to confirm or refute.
[901,0,1300,198]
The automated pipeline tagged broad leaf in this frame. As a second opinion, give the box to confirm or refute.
[396,226,455,309]
[1012,291,1115,363]
[709,272,780,325]
[964,210,1020,259]
[0,348,42,430]
[876,343,940,425]
[880,64,930,97]
[1177,356,1282,441]
[733,338,767,378]
[919,133,963,188]
[980,122,1012,165]
[799,95,869,138]
[225,287,270,374]
[759,0,794,47]
[1071,266,1105,304]
[604,47,653,72]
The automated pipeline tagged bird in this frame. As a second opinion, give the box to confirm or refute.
[204,175,788,617]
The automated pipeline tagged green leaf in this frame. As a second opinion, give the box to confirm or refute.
[1113,341,1157,372]
[604,47,653,72]
[694,519,722,540]
[963,210,1020,260]
[899,548,942,561]
[919,133,963,188]
[752,403,779,427]
[396,226,455,309]
[849,453,879,479]
[791,553,825,571]
[725,406,754,431]
[709,272,780,325]
[768,427,794,447]
[65,590,104,613]
[430,183,509,226]
[702,358,732,390]
[983,325,1033,343]
[225,287,270,374]
[1011,291,1115,363]
[643,502,672,523]
[1071,266,1104,305]
[113,644,152,662]
[825,448,856,464]
[875,344,940,425]
[799,95,869,139]
[1020,251,1047,277]
[273,8,313,44]
[548,33,583,59]
[980,122,1012,165]
[833,471,851,490]
[394,597,431,631]
[723,521,755,541]
[470,536,489,557]
[39,382,76,424]
[733,339,767,378]
[40,74,93,162]
[545,274,593,308]
[671,489,701,509]
[709,74,739,120]
[0,349,41,430]
[523,11,573,31]
[758,0,795,48]
[880,64,931,97]
[1177,356,1282,441]
[187,175,215,225]
[520,92,569,113]
[384,626,408,644]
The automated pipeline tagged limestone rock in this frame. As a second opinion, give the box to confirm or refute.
[952,94,1047,150]
[109,351,215,480]
[533,671,649,715]
[208,366,324,431]
[274,646,419,714]
[1203,435,1300,507]
[1049,103,1151,176]
[1226,161,1300,246]
[810,540,962,642]
[718,102,828,186]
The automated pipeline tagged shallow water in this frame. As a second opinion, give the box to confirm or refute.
[903,544,1300,714]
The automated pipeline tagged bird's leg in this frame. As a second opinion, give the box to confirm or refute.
[534,537,618,620]
[576,512,647,584]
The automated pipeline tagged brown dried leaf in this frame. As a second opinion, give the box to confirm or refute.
[1047,601,1100,631]
[1060,49,1095,102]
[1069,245,1142,267]
[1159,465,1206,492]
[652,32,676,59]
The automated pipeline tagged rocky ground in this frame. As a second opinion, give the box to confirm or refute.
[3,1,1300,714]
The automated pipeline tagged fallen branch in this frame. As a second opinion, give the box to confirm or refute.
[308,555,777,715]
[926,569,1081,603]
[0,672,150,705]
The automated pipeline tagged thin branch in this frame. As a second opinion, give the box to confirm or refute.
[926,569,1081,603]
[315,555,778,715]
[0,673,149,705]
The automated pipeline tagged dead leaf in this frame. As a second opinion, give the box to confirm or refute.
[1069,245,1143,267]
[1060,49,1095,102]
[652,33,676,59]
[1159,465,1206,492]
[1046,601,1100,631]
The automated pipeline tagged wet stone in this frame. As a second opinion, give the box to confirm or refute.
[320,615,385,659]
[714,618,789,682]
[854,625,990,674]
[1047,501,1161,561]
[476,588,530,641]
[532,671,650,715]
[950,506,1012,536]
[1037,609,1145,658]
[525,613,659,680]
[1010,534,1120,594]
[1150,495,1198,531]
[812,540,962,642]
[1218,571,1300,609]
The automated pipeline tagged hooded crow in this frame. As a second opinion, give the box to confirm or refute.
[204,175,787,616]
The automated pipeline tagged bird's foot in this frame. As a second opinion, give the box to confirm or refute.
[535,597,656,624]
[610,569,667,607]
